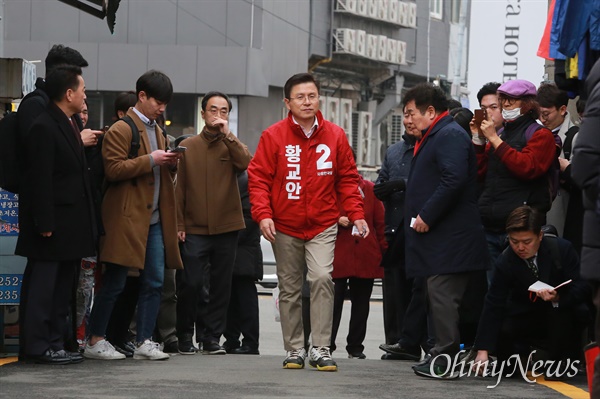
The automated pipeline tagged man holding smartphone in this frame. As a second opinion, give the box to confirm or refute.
[175,91,252,355]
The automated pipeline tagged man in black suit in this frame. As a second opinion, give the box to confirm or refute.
[15,65,97,364]
[472,206,590,377]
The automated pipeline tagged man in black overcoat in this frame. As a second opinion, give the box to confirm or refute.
[15,65,96,364]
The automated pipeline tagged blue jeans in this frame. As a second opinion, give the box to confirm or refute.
[485,231,507,285]
[89,223,165,343]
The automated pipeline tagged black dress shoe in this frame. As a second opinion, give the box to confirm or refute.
[32,349,72,365]
[381,352,405,360]
[379,343,421,360]
[230,345,259,355]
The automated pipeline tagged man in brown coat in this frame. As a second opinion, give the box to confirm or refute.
[175,91,251,355]
[84,70,183,361]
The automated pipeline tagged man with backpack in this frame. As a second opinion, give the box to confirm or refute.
[473,79,558,281]
[471,206,590,380]
[537,83,583,253]
[84,70,183,361]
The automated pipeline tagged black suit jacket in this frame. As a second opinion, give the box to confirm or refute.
[15,102,96,261]
[474,237,590,352]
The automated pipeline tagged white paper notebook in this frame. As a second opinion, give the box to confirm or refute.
[528,279,572,293]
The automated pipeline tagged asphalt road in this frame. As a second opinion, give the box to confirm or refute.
[0,295,590,399]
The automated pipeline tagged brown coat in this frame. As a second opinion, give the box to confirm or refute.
[99,109,183,270]
[177,130,251,235]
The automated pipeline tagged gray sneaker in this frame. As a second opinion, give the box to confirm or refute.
[283,347,307,369]
[133,339,170,360]
[83,339,126,360]
[309,346,337,371]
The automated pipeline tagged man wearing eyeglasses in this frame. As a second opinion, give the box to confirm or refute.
[248,73,368,372]
[537,83,581,249]
[174,91,252,355]
[471,205,589,380]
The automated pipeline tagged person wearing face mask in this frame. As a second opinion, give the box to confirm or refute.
[473,79,558,282]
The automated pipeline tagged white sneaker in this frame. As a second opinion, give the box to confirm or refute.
[84,339,126,360]
[133,339,170,360]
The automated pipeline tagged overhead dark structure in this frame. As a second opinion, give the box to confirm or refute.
[57,0,122,34]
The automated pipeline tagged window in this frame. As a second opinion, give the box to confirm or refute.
[430,0,443,20]
[451,0,461,23]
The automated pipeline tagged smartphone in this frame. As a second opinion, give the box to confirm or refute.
[170,146,187,153]
[473,109,485,127]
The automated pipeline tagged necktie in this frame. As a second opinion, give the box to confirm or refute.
[526,257,539,279]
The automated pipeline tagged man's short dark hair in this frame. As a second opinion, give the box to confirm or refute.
[284,73,320,99]
[45,44,88,75]
[136,70,173,104]
[505,206,544,235]
[45,64,82,103]
[114,91,137,117]
[449,107,473,134]
[537,83,569,109]
[201,91,233,112]
[402,83,448,114]
[476,82,501,106]
[448,99,462,111]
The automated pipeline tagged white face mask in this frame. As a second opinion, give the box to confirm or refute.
[502,107,521,121]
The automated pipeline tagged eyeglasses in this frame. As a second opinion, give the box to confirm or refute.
[539,109,557,120]
[289,94,319,104]
[207,107,229,117]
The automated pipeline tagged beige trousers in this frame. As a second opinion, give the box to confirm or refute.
[272,224,337,351]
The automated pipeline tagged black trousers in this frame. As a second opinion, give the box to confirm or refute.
[382,267,411,344]
[177,232,237,344]
[496,304,587,363]
[223,276,260,349]
[331,277,374,354]
[21,259,78,356]
[105,276,139,344]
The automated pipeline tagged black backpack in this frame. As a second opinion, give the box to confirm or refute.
[0,91,47,194]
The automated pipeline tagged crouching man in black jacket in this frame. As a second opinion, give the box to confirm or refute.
[472,206,590,379]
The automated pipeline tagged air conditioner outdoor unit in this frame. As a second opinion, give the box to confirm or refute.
[319,96,328,120]
[397,40,407,65]
[398,1,409,26]
[355,30,367,56]
[377,35,387,62]
[336,0,358,13]
[340,99,353,146]
[407,1,417,28]
[377,0,389,21]
[386,39,398,63]
[334,28,356,53]
[367,0,378,19]
[374,124,386,165]
[366,34,378,59]
[389,113,404,146]
[353,111,373,166]
[357,0,368,15]
[388,0,399,23]
[326,97,341,126]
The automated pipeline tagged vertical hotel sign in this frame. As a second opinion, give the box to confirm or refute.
[467,0,546,108]
[0,189,19,236]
